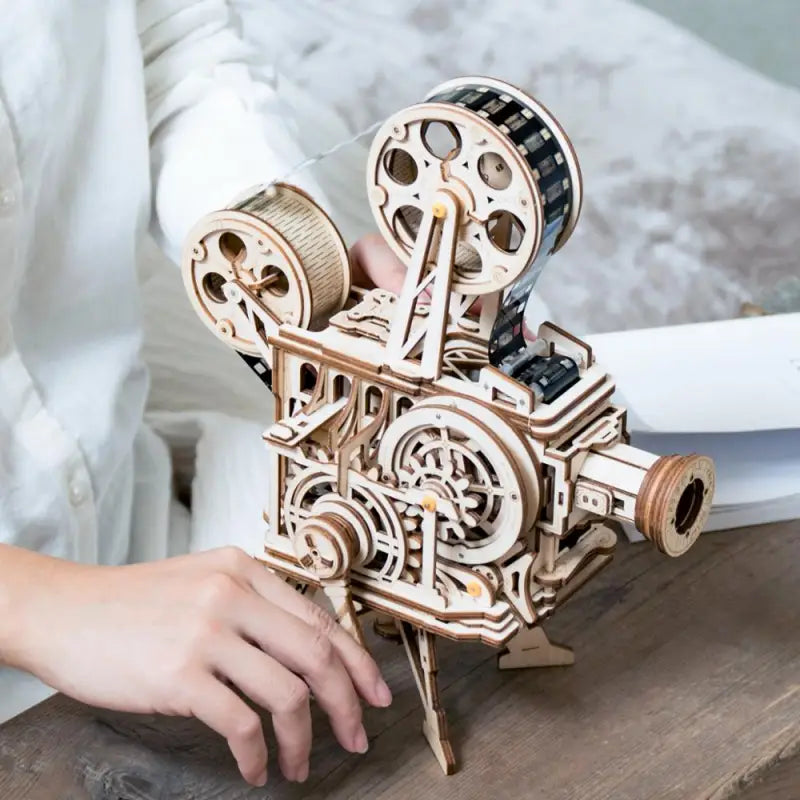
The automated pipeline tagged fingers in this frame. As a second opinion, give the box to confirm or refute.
[194,547,390,705]
[348,241,376,289]
[247,565,392,710]
[205,548,389,706]
[189,673,268,786]
[212,635,312,783]
[349,233,406,293]
[230,588,371,757]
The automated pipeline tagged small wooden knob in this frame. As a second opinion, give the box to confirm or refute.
[292,513,358,580]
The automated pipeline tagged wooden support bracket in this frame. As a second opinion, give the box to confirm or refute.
[497,625,575,671]
[322,578,367,650]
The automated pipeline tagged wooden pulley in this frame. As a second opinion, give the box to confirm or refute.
[283,466,408,583]
[365,76,582,297]
[182,182,351,355]
[292,513,359,580]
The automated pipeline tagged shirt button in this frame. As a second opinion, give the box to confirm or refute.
[69,478,88,506]
[0,188,15,211]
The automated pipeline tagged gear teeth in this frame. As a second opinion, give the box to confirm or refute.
[403,517,420,532]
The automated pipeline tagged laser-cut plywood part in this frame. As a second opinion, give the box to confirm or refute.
[181,75,716,776]
[183,182,351,356]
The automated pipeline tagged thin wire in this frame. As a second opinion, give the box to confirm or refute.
[264,118,386,197]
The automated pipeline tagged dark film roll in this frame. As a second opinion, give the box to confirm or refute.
[425,79,582,389]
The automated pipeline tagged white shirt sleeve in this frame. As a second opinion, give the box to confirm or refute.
[137,0,327,264]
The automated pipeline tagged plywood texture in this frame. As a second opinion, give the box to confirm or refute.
[1,520,798,800]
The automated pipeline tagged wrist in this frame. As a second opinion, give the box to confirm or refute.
[0,544,66,672]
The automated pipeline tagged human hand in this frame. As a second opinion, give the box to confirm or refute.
[5,545,391,786]
[350,232,474,306]
[349,232,408,295]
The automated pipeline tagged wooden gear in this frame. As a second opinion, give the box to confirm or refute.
[181,75,716,776]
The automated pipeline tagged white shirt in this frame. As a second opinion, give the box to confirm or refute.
[0,0,316,721]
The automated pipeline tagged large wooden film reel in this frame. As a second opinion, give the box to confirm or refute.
[377,396,541,565]
[182,183,352,355]
[365,76,583,297]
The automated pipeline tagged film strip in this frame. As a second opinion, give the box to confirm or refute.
[424,79,582,388]
[186,78,582,402]
[238,351,273,390]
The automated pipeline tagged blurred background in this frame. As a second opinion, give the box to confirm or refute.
[139,0,800,420]
[231,0,800,330]
[633,0,799,91]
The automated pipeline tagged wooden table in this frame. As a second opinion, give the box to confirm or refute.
[2,520,798,800]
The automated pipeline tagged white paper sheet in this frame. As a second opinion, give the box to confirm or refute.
[583,313,800,433]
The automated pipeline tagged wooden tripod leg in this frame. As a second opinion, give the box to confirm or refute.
[399,622,456,775]
[322,579,367,650]
[497,625,575,670]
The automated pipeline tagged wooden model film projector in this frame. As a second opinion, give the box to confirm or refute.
[182,76,716,775]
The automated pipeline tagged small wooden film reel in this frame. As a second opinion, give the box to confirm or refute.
[182,182,352,355]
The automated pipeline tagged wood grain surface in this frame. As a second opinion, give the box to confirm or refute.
[1,519,798,800]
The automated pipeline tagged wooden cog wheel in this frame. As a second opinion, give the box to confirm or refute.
[377,399,534,565]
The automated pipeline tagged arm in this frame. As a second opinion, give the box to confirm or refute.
[0,542,390,785]
[138,0,413,295]
[128,7,391,783]
[138,0,327,263]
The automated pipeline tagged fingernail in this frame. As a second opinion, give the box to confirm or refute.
[375,677,393,707]
[254,768,267,786]
[296,762,309,782]
[353,724,369,754]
